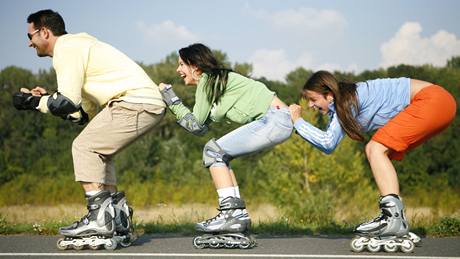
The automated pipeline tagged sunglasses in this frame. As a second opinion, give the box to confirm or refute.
[27,29,40,40]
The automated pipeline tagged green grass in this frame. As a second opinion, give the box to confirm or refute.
[1,215,459,237]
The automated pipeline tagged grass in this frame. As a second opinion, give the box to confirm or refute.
[0,204,459,237]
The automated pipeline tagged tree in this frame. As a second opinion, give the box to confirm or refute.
[447,56,460,69]
[233,63,253,77]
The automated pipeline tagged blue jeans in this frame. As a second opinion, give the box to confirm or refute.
[211,106,293,167]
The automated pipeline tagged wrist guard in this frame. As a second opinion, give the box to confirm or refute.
[160,84,181,106]
[12,92,42,111]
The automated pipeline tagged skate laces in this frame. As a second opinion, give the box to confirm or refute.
[204,209,225,224]
[371,213,386,223]
[69,212,91,228]
[74,204,101,226]
[365,209,392,224]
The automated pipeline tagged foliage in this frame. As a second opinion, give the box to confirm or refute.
[429,217,460,237]
[0,52,459,229]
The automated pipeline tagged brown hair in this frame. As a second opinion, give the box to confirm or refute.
[303,71,364,141]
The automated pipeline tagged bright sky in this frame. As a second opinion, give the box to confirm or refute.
[1,0,459,81]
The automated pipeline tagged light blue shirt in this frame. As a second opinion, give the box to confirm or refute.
[294,77,411,154]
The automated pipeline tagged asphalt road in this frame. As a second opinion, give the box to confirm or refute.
[0,234,459,259]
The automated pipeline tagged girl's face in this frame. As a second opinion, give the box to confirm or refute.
[176,57,200,85]
[303,90,333,115]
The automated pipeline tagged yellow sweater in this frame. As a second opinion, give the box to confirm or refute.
[37,33,165,119]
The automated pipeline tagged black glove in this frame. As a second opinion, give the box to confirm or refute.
[12,92,42,111]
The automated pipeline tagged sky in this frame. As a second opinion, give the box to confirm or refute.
[1,0,460,81]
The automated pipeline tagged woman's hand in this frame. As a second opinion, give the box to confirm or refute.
[289,104,302,123]
[158,83,171,91]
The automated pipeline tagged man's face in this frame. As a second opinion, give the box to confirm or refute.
[27,23,49,57]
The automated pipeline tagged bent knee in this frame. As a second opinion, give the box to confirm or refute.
[365,140,390,158]
[72,134,89,155]
[202,139,232,168]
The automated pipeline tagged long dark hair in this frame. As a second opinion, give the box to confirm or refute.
[303,71,364,141]
[178,43,231,104]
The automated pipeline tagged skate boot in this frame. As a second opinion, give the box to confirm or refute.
[56,190,118,250]
[350,194,417,253]
[111,191,137,247]
[193,197,255,249]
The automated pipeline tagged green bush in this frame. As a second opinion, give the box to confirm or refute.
[429,217,460,237]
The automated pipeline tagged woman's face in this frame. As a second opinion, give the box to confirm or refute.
[303,90,333,115]
[176,57,200,85]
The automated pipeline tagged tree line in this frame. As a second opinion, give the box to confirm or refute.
[0,52,459,224]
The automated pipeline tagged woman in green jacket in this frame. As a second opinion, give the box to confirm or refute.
[159,43,293,248]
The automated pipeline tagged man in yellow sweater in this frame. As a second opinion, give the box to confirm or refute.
[13,9,165,249]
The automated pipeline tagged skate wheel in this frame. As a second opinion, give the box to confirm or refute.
[350,237,365,252]
[249,236,257,248]
[238,242,251,249]
[72,244,84,250]
[120,232,137,247]
[209,241,220,248]
[56,238,68,250]
[383,242,398,252]
[120,239,132,248]
[224,240,234,248]
[89,244,100,250]
[407,232,422,246]
[367,242,381,253]
[104,238,117,250]
[400,240,415,253]
[193,236,206,249]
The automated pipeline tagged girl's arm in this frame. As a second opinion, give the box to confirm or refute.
[292,108,345,154]
[160,83,209,136]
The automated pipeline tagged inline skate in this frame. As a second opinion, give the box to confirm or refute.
[193,197,256,249]
[111,191,137,247]
[350,194,419,253]
[56,190,122,250]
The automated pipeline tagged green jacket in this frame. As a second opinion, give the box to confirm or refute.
[170,72,274,125]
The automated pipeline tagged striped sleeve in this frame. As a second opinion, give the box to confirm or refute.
[293,112,345,154]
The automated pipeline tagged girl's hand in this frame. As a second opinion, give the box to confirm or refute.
[30,86,47,96]
[289,104,302,122]
[159,83,171,91]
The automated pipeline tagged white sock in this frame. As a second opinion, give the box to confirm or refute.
[85,190,100,196]
[217,187,236,203]
[234,186,241,198]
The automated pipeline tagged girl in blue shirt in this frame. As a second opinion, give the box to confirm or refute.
[289,70,456,252]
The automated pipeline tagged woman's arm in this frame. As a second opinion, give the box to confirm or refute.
[289,104,344,154]
[159,83,209,136]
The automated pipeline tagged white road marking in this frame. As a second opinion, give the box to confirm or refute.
[0,253,459,258]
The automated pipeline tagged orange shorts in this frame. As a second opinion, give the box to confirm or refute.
[372,85,456,160]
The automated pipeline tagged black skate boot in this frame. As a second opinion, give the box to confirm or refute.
[193,197,255,249]
[350,194,417,253]
[112,191,137,247]
[56,190,118,250]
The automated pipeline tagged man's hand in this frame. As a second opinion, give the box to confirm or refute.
[289,104,302,123]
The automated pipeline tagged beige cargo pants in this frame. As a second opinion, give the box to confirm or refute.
[72,101,165,185]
